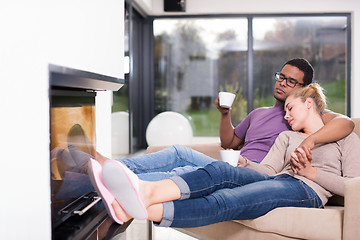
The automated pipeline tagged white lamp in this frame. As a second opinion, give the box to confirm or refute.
[146,111,193,146]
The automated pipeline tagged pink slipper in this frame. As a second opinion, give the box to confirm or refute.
[102,160,148,220]
[88,158,123,224]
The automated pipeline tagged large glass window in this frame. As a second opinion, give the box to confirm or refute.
[154,15,349,138]
[154,18,248,136]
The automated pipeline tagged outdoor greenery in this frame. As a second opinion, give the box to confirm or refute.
[112,95,129,113]
[321,80,346,115]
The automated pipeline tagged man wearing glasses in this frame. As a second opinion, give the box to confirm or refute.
[216,58,354,163]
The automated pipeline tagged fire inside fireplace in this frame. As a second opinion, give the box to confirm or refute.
[49,64,125,239]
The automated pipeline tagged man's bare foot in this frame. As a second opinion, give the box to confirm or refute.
[112,200,133,222]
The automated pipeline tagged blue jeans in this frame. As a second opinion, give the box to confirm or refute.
[158,161,323,228]
[119,144,216,181]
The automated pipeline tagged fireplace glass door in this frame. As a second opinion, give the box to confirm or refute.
[50,89,98,228]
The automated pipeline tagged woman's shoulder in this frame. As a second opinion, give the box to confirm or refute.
[277,131,303,141]
[279,130,300,137]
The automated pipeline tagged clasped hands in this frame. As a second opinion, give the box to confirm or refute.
[236,136,318,180]
[290,137,317,181]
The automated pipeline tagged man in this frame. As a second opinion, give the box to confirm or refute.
[215,58,354,163]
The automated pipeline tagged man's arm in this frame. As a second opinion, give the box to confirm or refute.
[215,97,244,149]
[297,111,354,161]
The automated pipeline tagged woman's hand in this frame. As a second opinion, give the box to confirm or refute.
[296,136,316,162]
[237,154,247,167]
[290,148,317,180]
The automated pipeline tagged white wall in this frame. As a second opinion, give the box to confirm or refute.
[0,0,124,239]
[133,0,153,13]
[147,0,360,117]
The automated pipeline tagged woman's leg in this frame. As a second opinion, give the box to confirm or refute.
[103,160,320,226]
[118,144,217,181]
[157,174,322,228]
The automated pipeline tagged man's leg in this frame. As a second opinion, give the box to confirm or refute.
[119,144,217,181]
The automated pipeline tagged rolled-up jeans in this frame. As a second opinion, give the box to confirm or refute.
[157,161,323,228]
[119,144,216,181]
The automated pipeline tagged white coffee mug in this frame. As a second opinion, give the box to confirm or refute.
[219,92,236,108]
[219,149,241,167]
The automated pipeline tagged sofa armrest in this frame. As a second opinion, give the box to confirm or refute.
[343,177,360,240]
[146,143,224,160]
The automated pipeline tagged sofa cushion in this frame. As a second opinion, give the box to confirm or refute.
[146,142,223,160]
[235,206,343,240]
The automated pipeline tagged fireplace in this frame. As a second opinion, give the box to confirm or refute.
[49,64,129,239]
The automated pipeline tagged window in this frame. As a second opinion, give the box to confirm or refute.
[153,15,350,138]
[154,18,248,136]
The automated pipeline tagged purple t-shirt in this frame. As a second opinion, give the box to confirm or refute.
[234,105,290,163]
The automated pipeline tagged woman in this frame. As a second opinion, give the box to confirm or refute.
[89,83,360,227]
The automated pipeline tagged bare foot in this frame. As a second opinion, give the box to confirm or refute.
[138,180,152,208]
[95,151,110,165]
[112,200,132,222]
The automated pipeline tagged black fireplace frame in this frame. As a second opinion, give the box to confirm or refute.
[50,64,124,91]
[49,64,125,239]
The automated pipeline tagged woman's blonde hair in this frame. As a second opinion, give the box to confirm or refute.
[288,83,327,114]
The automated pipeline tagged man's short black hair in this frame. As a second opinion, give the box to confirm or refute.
[282,58,314,86]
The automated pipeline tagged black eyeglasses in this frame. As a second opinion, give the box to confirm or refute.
[274,72,304,88]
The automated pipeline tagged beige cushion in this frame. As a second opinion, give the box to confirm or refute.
[343,177,360,239]
[146,142,223,160]
[236,207,343,240]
